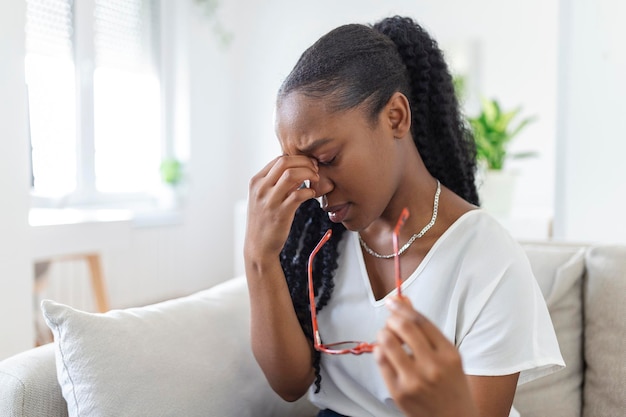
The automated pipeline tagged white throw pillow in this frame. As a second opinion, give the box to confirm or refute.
[513,245,586,417]
[41,276,318,417]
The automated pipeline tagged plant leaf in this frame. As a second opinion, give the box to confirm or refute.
[469,98,537,170]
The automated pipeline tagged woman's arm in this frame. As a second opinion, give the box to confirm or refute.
[245,257,316,401]
[467,374,519,417]
[375,297,519,417]
[244,155,320,401]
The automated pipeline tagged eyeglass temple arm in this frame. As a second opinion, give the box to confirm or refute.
[393,208,410,297]
[308,229,333,347]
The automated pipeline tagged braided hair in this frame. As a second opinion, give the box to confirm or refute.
[277,16,478,393]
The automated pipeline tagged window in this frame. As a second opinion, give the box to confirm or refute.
[26,0,164,208]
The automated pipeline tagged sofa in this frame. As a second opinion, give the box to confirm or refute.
[1,242,625,417]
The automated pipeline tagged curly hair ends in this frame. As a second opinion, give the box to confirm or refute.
[280,200,346,393]
[278,15,479,393]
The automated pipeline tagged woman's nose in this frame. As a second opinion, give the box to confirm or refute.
[310,174,332,199]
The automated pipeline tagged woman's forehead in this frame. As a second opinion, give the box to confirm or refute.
[277,91,367,128]
[275,91,371,153]
[276,93,330,125]
[276,94,332,142]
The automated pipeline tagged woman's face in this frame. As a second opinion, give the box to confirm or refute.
[275,92,404,231]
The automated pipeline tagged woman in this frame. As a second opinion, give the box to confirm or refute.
[244,15,563,417]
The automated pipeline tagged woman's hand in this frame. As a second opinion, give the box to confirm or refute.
[375,296,479,417]
[245,155,319,261]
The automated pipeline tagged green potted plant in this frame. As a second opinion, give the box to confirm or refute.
[159,157,185,209]
[468,97,536,216]
[469,97,536,171]
[160,158,184,186]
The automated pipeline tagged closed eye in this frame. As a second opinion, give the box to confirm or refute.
[318,155,337,166]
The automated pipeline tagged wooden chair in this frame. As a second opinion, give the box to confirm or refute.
[34,253,109,313]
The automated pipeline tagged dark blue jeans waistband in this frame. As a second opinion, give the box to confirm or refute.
[317,410,349,417]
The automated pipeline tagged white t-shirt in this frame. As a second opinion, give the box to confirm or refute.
[308,210,564,417]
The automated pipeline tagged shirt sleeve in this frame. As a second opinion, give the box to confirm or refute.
[456,244,565,385]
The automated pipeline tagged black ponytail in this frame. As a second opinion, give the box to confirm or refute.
[373,16,479,205]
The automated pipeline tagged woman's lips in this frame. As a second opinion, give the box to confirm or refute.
[326,203,349,223]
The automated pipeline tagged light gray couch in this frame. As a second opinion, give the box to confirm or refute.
[1,243,625,417]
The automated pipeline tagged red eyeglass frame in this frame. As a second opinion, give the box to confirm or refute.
[307,207,410,355]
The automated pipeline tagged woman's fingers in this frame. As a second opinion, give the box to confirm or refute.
[385,296,453,351]
[245,155,319,257]
[376,297,474,416]
[265,155,319,189]
[251,155,318,209]
[376,326,414,375]
[378,296,464,384]
[374,340,399,391]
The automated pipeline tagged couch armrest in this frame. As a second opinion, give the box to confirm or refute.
[0,343,68,417]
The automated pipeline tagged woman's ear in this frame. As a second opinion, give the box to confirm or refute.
[384,92,411,139]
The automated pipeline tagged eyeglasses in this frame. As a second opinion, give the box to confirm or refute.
[307,207,410,355]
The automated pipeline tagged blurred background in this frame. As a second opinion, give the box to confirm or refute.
[1,0,624,358]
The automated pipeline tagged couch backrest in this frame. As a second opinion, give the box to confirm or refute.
[582,245,626,417]
[514,243,626,417]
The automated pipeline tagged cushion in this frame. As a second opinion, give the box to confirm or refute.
[513,244,586,417]
[41,276,318,417]
[582,245,626,417]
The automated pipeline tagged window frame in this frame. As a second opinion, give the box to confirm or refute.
[28,0,178,211]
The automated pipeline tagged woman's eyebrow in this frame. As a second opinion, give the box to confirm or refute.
[298,138,333,155]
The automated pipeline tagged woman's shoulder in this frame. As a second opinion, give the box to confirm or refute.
[441,208,509,237]
[436,208,527,263]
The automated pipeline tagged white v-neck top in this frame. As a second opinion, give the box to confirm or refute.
[308,210,564,417]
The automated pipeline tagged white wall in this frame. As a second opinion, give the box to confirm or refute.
[554,0,626,243]
[0,0,34,358]
[221,0,560,222]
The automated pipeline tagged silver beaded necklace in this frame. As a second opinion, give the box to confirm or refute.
[358,180,441,259]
